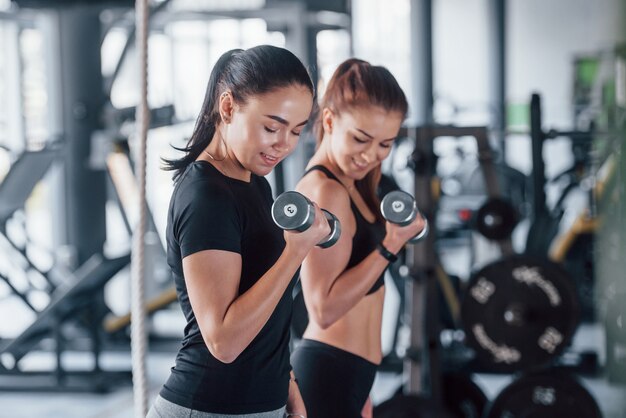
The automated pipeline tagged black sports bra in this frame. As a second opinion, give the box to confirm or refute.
[303,165,386,295]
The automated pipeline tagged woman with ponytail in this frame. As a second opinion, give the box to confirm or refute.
[148,45,327,418]
[290,59,426,418]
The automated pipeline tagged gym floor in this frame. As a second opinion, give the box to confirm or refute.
[0,323,624,418]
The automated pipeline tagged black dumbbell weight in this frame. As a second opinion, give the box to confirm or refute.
[272,191,341,248]
[484,371,601,418]
[474,197,518,241]
[380,190,428,242]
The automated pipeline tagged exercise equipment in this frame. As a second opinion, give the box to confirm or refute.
[374,395,456,418]
[525,109,573,254]
[0,253,132,392]
[526,93,618,323]
[442,374,487,418]
[549,155,618,323]
[378,123,599,414]
[457,94,609,376]
[380,190,429,242]
[484,371,601,418]
[384,126,500,416]
[460,255,579,373]
[373,374,486,418]
[525,93,597,257]
[272,191,341,248]
[102,150,175,334]
[0,145,63,308]
[129,0,150,414]
[386,132,527,240]
[473,197,518,241]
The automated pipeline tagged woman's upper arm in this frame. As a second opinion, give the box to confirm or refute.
[183,249,242,339]
[175,181,242,339]
[298,180,353,299]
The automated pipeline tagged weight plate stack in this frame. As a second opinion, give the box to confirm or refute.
[443,374,487,418]
[484,371,601,418]
[460,255,580,373]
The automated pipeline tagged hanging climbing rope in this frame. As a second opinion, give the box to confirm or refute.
[130,0,150,416]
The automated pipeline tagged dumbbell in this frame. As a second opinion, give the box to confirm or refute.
[380,190,429,242]
[271,191,341,248]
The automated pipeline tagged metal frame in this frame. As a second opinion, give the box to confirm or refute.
[0,254,132,392]
[405,125,509,405]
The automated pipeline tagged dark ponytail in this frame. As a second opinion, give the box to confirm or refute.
[163,45,314,182]
[314,59,408,223]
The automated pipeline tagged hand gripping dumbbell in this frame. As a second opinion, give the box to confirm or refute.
[271,191,341,248]
[380,190,429,243]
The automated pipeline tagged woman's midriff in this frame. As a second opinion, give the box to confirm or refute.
[303,286,385,364]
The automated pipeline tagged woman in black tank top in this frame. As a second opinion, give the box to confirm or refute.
[290,59,426,418]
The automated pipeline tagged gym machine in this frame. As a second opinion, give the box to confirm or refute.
[0,253,132,392]
[0,144,65,309]
[0,143,137,392]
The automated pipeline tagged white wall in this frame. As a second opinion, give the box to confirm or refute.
[433,0,625,179]
[352,0,413,111]
[431,0,626,128]
[353,0,626,129]
[508,0,625,127]
[433,0,491,126]
[506,0,625,179]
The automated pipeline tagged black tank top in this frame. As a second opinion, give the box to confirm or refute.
[303,165,386,295]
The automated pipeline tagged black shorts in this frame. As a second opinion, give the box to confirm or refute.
[291,339,378,418]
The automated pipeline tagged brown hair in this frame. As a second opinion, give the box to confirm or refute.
[313,58,408,223]
[163,45,313,182]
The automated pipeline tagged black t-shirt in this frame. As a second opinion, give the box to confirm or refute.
[160,161,296,414]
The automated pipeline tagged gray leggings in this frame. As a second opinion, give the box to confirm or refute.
[147,395,287,418]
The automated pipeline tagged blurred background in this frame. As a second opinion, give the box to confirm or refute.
[0,0,624,417]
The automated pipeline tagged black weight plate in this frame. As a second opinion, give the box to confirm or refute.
[373,394,456,418]
[484,372,602,418]
[460,256,580,373]
[474,197,518,241]
[271,191,314,231]
[443,374,487,418]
